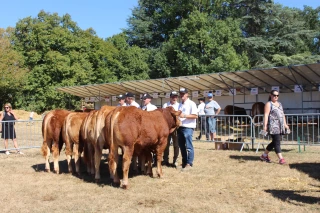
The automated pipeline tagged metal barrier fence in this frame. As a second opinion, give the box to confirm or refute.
[0,120,43,152]
[252,113,320,152]
[195,113,320,151]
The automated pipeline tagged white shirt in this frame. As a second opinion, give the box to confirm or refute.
[178,98,198,128]
[197,102,205,115]
[141,103,157,111]
[127,101,140,108]
[162,101,179,111]
[29,112,34,118]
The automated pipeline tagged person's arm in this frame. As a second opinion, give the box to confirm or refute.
[215,108,221,115]
[180,113,198,119]
[10,109,19,120]
[0,112,3,133]
[263,102,271,131]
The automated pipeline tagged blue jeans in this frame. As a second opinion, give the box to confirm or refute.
[177,127,194,166]
[206,116,216,139]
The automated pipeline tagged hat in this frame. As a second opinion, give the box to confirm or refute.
[117,94,125,100]
[170,91,178,97]
[141,93,153,100]
[207,93,214,98]
[198,97,205,101]
[179,88,188,93]
[125,92,134,98]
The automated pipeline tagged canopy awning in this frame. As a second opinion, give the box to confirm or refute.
[56,63,320,98]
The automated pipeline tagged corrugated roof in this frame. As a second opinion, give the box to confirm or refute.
[56,63,320,98]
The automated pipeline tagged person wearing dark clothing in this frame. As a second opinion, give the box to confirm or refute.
[0,103,23,155]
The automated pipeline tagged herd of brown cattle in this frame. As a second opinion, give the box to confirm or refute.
[41,106,181,189]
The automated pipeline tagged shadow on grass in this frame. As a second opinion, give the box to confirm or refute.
[31,156,154,188]
[265,189,320,205]
[289,163,320,181]
[229,155,258,161]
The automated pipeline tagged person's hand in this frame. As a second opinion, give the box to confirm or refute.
[285,124,289,129]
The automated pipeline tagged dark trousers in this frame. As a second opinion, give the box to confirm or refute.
[266,134,281,154]
[197,116,206,138]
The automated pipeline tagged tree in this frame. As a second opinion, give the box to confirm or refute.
[0,27,27,108]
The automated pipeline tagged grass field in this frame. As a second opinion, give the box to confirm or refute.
[0,142,319,213]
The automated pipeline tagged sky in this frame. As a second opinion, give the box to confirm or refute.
[0,0,319,39]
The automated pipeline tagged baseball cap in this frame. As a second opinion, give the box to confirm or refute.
[117,94,126,100]
[207,93,214,98]
[198,97,205,101]
[170,91,178,97]
[141,93,153,100]
[179,88,188,93]
[125,92,134,98]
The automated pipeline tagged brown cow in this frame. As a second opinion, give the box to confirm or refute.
[62,112,89,175]
[251,102,265,123]
[224,105,248,124]
[41,109,71,173]
[105,106,181,189]
[79,110,98,175]
[81,105,116,180]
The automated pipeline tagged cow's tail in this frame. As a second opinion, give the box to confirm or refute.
[109,110,120,152]
[63,116,72,156]
[41,112,54,157]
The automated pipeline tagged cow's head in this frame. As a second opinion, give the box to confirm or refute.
[163,106,182,133]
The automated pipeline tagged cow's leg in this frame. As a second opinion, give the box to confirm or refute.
[146,152,153,177]
[131,154,138,174]
[45,146,50,172]
[121,146,134,189]
[74,143,80,175]
[109,143,120,185]
[88,143,95,176]
[140,153,146,175]
[156,139,167,178]
[65,140,73,173]
[94,143,103,181]
[52,142,60,174]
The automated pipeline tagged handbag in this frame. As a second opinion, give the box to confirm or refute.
[285,128,291,135]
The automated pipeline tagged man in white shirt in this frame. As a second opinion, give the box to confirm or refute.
[196,97,206,140]
[162,91,180,167]
[125,92,140,108]
[117,94,127,106]
[141,93,157,111]
[177,88,198,171]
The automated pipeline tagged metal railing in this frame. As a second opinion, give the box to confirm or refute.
[0,120,42,152]
[195,113,320,151]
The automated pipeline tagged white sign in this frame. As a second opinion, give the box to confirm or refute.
[85,97,89,102]
[165,92,170,98]
[105,96,110,102]
[112,96,117,101]
[250,88,258,95]
[203,90,210,96]
[294,85,303,93]
[192,91,198,97]
[229,89,236,96]
[215,90,222,96]
[271,86,279,92]
[152,93,158,99]
[90,97,95,102]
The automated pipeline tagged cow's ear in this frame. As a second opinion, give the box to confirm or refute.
[172,110,182,116]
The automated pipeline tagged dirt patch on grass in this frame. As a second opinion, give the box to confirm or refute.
[0,142,319,213]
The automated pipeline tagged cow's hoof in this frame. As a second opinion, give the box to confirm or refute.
[121,184,129,190]
[53,170,59,174]
[95,179,100,183]
[147,172,153,178]
[112,182,121,187]
[45,169,50,173]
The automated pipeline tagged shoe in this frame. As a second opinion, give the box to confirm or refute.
[279,158,286,164]
[161,161,170,166]
[5,151,10,155]
[181,164,192,172]
[172,161,178,168]
[195,136,200,140]
[17,151,24,155]
[260,154,271,163]
[206,138,209,141]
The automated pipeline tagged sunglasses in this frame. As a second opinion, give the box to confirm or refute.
[4,107,9,109]
[272,94,279,97]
